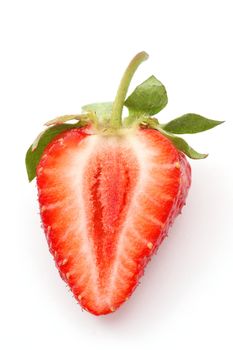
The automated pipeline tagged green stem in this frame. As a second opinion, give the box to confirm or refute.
[110,51,149,129]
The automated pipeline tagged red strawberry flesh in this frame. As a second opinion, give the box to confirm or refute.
[37,126,191,315]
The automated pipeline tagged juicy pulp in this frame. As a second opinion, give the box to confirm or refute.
[37,126,191,315]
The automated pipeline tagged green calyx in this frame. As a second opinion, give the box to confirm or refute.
[25,51,224,182]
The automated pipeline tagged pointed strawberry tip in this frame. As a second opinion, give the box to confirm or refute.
[83,305,118,316]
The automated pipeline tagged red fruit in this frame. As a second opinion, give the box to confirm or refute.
[36,126,191,315]
[26,52,221,316]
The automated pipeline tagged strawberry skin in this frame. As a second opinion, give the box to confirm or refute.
[37,126,191,315]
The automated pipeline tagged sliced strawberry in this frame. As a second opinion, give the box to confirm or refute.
[26,51,221,316]
[37,126,191,315]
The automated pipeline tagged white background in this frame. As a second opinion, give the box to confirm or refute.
[0,0,232,349]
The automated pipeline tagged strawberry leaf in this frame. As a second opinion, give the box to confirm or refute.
[25,123,82,182]
[82,102,113,122]
[124,75,168,117]
[162,114,224,134]
[158,127,208,159]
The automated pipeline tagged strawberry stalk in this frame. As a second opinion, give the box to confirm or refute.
[26,52,224,182]
[110,51,149,129]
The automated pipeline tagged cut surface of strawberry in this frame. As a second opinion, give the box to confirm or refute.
[37,126,191,315]
[26,51,222,316]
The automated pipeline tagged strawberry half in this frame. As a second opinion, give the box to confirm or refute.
[26,52,223,315]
